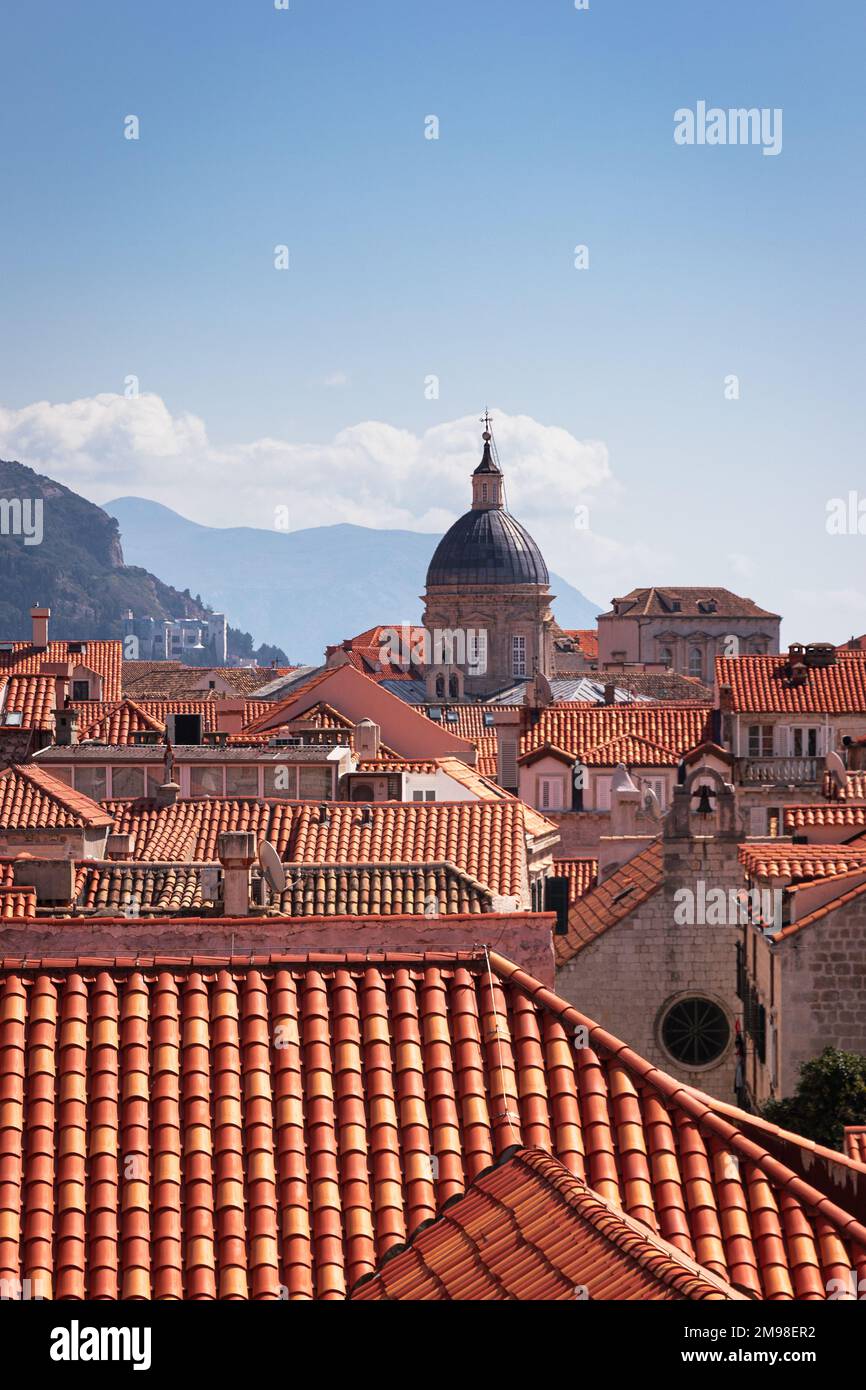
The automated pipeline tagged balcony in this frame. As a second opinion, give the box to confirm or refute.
[735,755,825,786]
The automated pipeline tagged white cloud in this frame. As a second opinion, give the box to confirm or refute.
[0,392,613,531]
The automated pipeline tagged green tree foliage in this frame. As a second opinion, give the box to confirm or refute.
[761,1047,866,1149]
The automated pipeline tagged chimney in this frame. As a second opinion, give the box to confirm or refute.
[106,833,135,862]
[218,831,256,916]
[603,682,616,706]
[354,719,381,759]
[53,707,79,747]
[31,606,50,650]
[12,855,75,907]
[155,780,180,808]
[214,699,250,736]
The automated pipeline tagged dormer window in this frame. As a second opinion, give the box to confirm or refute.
[72,680,90,701]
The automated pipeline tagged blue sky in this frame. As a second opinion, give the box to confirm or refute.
[1,0,864,639]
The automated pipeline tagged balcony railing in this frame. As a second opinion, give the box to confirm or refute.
[735,755,824,786]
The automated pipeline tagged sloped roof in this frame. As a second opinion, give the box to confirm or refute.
[106,798,529,898]
[352,1146,744,1301]
[603,588,778,619]
[0,676,56,730]
[739,842,866,883]
[122,662,293,699]
[521,704,712,764]
[717,651,866,714]
[0,640,122,699]
[844,1127,866,1165]
[1,949,863,1299]
[556,842,663,965]
[0,764,113,829]
[784,804,866,832]
[69,699,265,745]
[551,857,598,904]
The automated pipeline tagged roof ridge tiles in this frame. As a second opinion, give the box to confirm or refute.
[488,950,866,1250]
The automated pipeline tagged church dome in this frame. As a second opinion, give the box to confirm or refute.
[426,505,549,587]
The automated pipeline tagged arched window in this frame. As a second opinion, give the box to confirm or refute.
[435,674,445,698]
[449,673,459,699]
[688,646,703,680]
[481,482,488,502]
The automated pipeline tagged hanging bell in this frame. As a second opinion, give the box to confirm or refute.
[694,784,715,816]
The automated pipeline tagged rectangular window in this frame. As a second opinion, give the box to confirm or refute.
[512,635,527,677]
[791,727,819,757]
[190,766,224,798]
[538,777,564,811]
[48,765,73,786]
[298,766,333,800]
[72,680,90,702]
[111,766,145,799]
[74,766,107,802]
[225,765,259,797]
[747,725,774,757]
[265,764,297,798]
[594,775,612,811]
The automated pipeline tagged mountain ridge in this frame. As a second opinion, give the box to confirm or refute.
[105,495,601,665]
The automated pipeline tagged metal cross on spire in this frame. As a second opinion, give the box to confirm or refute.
[480,409,493,437]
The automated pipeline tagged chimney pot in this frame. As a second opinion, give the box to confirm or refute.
[155,781,180,808]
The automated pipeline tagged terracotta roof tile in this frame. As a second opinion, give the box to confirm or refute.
[739,842,866,883]
[784,803,866,831]
[718,651,866,714]
[844,1127,866,1165]
[0,764,113,829]
[521,705,712,765]
[552,858,599,904]
[1,950,863,1299]
[0,641,122,700]
[352,1146,745,1301]
[0,676,56,730]
[106,799,527,898]
[556,843,663,965]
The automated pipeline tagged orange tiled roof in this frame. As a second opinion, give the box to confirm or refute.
[122,662,294,699]
[521,704,712,765]
[352,1147,744,1301]
[106,798,528,897]
[556,842,663,965]
[0,764,113,829]
[0,676,57,731]
[717,651,866,714]
[559,628,599,658]
[784,804,866,832]
[442,705,516,778]
[552,857,599,904]
[1,949,864,1299]
[844,1127,866,1165]
[71,699,265,745]
[325,626,427,681]
[0,886,36,919]
[0,640,122,700]
[739,842,866,883]
[605,587,778,619]
[579,733,683,767]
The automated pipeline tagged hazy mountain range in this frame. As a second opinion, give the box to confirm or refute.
[106,497,601,666]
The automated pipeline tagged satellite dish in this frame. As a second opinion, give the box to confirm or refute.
[642,785,663,820]
[826,749,847,791]
[258,839,287,895]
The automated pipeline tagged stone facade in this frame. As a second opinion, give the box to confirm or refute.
[422,584,556,699]
[556,769,747,1101]
[743,894,866,1106]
